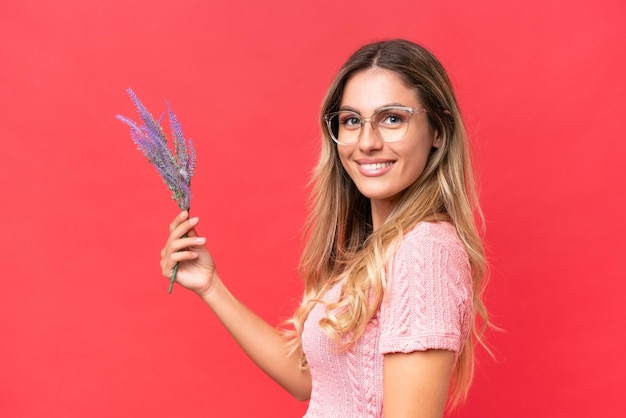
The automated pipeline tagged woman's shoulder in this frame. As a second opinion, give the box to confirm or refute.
[395,221,467,261]
[404,221,462,244]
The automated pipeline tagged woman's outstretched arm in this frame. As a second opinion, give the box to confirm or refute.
[160,211,312,401]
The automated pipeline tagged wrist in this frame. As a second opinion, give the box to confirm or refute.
[195,272,224,305]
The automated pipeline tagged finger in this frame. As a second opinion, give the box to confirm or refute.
[161,236,202,263]
[185,226,199,238]
[161,250,199,276]
[170,216,200,241]
[169,236,206,253]
[169,210,189,233]
[169,250,199,264]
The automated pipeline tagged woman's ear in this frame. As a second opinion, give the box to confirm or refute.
[433,133,441,148]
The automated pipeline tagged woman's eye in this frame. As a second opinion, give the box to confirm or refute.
[380,113,406,126]
[340,116,361,127]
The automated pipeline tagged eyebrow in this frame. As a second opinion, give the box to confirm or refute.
[338,103,412,113]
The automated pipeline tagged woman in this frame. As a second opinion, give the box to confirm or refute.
[160,39,489,417]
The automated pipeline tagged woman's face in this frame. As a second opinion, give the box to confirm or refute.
[336,68,439,221]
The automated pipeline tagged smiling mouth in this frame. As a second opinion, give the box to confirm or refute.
[359,162,394,170]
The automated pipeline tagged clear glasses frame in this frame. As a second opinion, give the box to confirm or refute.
[323,106,427,145]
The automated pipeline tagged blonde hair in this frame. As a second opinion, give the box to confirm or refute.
[285,39,489,409]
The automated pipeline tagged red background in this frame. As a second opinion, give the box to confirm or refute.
[1,0,625,417]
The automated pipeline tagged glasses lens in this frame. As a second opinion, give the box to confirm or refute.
[326,112,361,144]
[373,107,412,142]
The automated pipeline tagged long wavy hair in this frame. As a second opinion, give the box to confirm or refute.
[285,39,489,409]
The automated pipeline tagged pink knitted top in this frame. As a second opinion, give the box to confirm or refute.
[301,222,473,417]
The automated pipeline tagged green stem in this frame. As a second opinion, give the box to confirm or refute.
[168,232,187,294]
[168,263,179,294]
[169,207,191,294]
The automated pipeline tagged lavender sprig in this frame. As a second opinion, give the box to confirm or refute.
[117,88,196,293]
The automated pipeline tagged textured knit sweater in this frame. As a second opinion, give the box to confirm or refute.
[301,222,473,417]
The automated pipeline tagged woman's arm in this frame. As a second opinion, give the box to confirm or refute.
[161,211,312,401]
[383,350,454,418]
[198,276,312,401]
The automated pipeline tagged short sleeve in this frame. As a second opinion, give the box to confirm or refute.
[379,222,473,356]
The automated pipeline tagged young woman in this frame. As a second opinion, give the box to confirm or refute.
[160,39,489,417]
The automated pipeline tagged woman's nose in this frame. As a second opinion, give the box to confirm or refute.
[358,121,383,151]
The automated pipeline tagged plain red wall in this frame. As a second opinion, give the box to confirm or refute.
[1,0,624,417]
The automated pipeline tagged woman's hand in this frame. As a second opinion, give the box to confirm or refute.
[160,211,216,296]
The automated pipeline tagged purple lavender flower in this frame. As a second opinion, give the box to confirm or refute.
[117,88,197,293]
[116,88,196,211]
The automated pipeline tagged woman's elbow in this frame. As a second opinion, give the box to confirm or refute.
[287,378,311,402]
[290,386,311,402]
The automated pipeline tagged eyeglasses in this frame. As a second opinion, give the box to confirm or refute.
[323,106,427,145]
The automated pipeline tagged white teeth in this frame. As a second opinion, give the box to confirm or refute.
[360,162,393,170]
